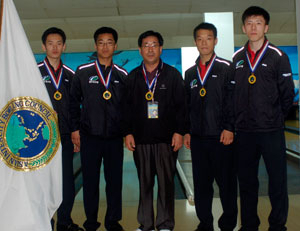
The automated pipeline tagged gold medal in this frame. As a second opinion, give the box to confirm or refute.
[54,91,62,101]
[145,91,153,101]
[103,90,112,100]
[199,88,206,97]
[248,74,256,84]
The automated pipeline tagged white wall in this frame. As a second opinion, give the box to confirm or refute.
[204,12,234,61]
[181,12,234,78]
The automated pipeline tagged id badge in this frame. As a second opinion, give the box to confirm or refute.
[147,101,159,119]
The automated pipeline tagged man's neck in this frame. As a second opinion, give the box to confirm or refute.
[47,57,61,70]
[200,53,214,65]
[144,61,159,73]
[249,38,265,53]
[98,57,112,68]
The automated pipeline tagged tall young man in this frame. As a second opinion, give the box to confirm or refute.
[183,23,237,231]
[70,27,127,231]
[124,30,186,231]
[232,6,294,231]
[38,27,83,231]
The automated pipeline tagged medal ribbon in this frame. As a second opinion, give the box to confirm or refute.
[142,62,163,93]
[246,40,269,74]
[95,59,113,90]
[196,54,216,87]
[44,58,63,91]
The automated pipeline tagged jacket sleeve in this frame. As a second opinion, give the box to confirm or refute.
[183,70,191,134]
[118,71,129,137]
[222,63,235,132]
[122,71,135,136]
[69,68,83,132]
[173,69,187,136]
[277,53,295,118]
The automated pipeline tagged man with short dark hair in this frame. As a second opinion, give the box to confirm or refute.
[184,22,237,231]
[124,30,186,231]
[232,6,294,231]
[38,27,83,231]
[70,27,127,231]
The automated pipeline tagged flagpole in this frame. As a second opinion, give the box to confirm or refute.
[0,0,3,40]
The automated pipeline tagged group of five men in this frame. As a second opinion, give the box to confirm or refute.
[39,5,294,231]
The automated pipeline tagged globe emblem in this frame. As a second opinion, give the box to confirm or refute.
[0,97,60,171]
[6,110,49,158]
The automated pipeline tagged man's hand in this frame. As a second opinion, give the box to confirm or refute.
[71,130,80,152]
[125,134,136,151]
[220,129,234,145]
[172,133,183,152]
[183,134,191,150]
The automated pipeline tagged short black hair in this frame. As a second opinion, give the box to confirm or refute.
[242,6,270,25]
[42,27,66,45]
[193,22,217,40]
[138,30,164,47]
[94,27,118,43]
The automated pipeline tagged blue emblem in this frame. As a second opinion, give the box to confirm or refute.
[0,97,60,171]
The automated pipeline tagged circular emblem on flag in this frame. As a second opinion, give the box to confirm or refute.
[0,97,60,171]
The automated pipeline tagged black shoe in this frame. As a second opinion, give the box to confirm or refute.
[57,223,84,231]
[105,222,124,231]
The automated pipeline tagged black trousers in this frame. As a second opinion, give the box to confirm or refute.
[57,134,76,226]
[133,143,178,231]
[236,130,288,231]
[80,134,124,230]
[191,136,237,231]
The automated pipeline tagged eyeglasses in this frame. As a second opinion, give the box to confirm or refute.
[97,41,115,47]
[142,43,159,49]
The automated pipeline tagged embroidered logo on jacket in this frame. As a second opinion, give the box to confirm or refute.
[160,84,167,90]
[190,79,198,88]
[282,73,292,77]
[236,60,244,69]
[89,76,99,84]
[42,75,51,83]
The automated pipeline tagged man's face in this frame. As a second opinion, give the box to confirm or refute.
[42,34,65,60]
[139,36,162,65]
[195,29,217,57]
[242,15,269,43]
[95,33,117,59]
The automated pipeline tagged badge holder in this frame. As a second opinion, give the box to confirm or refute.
[148,101,159,119]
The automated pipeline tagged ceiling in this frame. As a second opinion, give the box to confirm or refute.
[8,0,298,53]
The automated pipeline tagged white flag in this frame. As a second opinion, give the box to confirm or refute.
[0,0,62,231]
